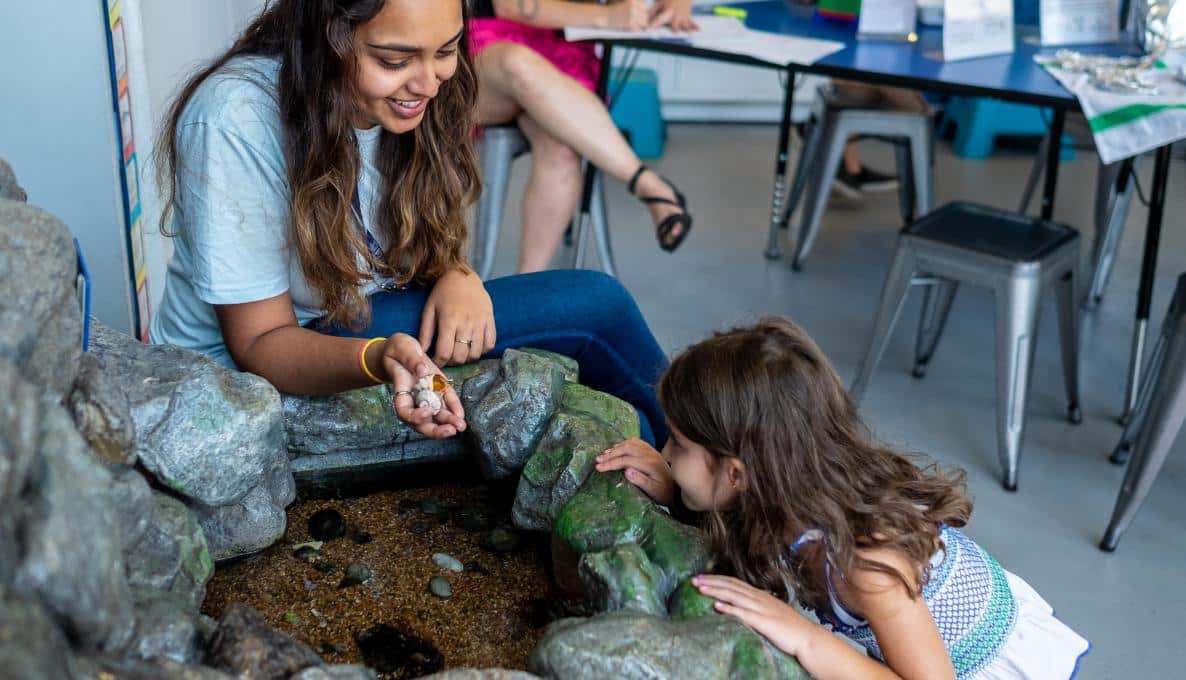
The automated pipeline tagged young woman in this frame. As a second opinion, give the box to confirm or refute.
[150,0,669,446]
[470,0,697,272]
[596,318,1090,679]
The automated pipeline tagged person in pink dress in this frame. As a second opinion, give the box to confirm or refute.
[470,0,697,272]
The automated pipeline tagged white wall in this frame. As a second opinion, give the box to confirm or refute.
[124,0,267,311]
[0,1,133,332]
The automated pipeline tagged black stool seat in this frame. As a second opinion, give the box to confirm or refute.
[905,202,1078,262]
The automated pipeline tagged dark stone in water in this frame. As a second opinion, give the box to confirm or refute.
[452,507,491,532]
[420,496,446,517]
[338,562,372,588]
[308,509,345,541]
[355,623,443,677]
[314,561,338,575]
[480,527,521,554]
[428,576,453,599]
[409,520,431,535]
[293,546,319,563]
[464,561,490,576]
[518,597,553,629]
[317,641,345,656]
[397,499,419,516]
[346,524,373,544]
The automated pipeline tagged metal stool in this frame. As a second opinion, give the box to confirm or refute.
[850,202,1083,491]
[469,124,616,280]
[765,87,933,269]
[1100,273,1186,551]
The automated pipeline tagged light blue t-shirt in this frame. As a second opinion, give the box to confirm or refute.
[149,55,388,368]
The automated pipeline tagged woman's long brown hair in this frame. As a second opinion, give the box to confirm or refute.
[658,317,972,613]
[156,0,479,328]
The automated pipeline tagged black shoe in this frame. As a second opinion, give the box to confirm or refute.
[628,165,693,253]
[853,165,899,193]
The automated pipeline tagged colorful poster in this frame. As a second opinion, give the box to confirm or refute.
[103,0,151,340]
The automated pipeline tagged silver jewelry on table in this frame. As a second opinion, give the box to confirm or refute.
[1035,50,1162,96]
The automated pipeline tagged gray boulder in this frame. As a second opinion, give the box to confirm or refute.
[461,349,568,479]
[76,655,235,680]
[124,490,214,609]
[0,157,26,201]
[204,603,322,680]
[69,352,136,466]
[290,665,379,680]
[88,321,294,560]
[419,671,542,680]
[530,610,808,680]
[126,588,206,665]
[512,384,639,531]
[0,586,77,680]
[2,360,135,653]
[0,200,81,397]
[579,543,666,616]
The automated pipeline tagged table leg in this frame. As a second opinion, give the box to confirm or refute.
[1040,109,1065,221]
[765,65,798,260]
[1121,144,1173,424]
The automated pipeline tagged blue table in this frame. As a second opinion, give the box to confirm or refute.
[589,1,1175,425]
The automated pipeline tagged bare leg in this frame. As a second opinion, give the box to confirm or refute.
[475,42,684,241]
[843,142,862,174]
[516,114,584,273]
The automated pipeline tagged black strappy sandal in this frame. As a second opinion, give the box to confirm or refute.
[628,165,694,253]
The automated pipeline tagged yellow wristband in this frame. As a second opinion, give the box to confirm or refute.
[358,337,387,384]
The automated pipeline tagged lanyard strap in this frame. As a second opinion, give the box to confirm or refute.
[351,191,403,291]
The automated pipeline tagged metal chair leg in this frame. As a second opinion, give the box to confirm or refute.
[1111,327,1171,464]
[588,172,617,277]
[792,115,846,271]
[1055,264,1083,424]
[851,244,918,404]
[783,116,826,229]
[994,273,1043,491]
[909,119,934,218]
[1111,276,1185,463]
[894,143,916,226]
[472,131,521,280]
[1087,158,1135,308]
[913,279,959,378]
[1101,321,1186,551]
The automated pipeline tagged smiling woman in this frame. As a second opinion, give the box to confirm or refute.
[149,0,671,447]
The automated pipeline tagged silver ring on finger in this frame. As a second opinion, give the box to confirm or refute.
[393,390,412,398]
[456,338,473,347]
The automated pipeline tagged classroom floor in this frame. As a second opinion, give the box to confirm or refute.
[478,124,1186,679]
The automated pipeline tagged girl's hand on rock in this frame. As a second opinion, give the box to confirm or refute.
[595,438,676,506]
[382,333,466,439]
[692,575,814,658]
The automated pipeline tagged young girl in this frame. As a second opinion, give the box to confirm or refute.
[150,0,670,446]
[469,0,697,272]
[596,317,1090,679]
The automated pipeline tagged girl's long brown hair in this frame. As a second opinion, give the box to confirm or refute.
[156,0,479,328]
[658,317,972,613]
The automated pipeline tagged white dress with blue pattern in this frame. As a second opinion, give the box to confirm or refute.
[791,526,1090,679]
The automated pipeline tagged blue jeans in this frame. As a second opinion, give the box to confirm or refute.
[326,270,668,446]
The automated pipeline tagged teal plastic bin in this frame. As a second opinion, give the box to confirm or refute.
[609,67,666,159]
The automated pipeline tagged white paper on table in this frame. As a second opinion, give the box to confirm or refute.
[858,0,918,38]
[942,0,1014,61]
[690,29,846,66]
[564,15,746,42]
[1039,0,1119,46]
